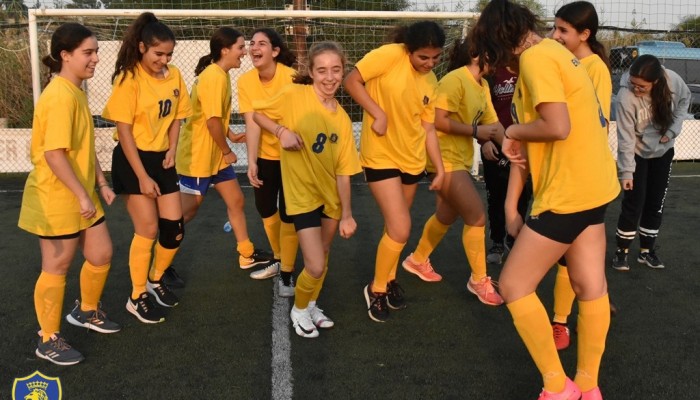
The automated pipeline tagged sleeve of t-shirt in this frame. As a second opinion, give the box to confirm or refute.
[102,74,137,124]
[200,72,226,120]
[174,69,193,119]
[436,72,462,113]
[588,61,613,121]
[252,84,291,120]
[43,89,76,151]
[520,50,566,108]
[335,113,362,176]
[355,44,403,82]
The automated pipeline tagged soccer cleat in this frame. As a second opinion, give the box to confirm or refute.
[638,250,665,269]
[250,260,280,280]
[537,378,581,400]
[277,275,295,297]
[65,300,121,334]
[290,307,319,338]
[239,249,275,270]
[364,284,389,323]
[386,280,407,310]
[162,266,185,288]
[581,387,603,400]
[309,304,334,329]
[611,248,629,271]
[126,293,165,324]
[147,279,179,307]
[35,333,84,366]
[487,243,505,264]
[402,253,442,282]
[467,276,504,306]
[552,323,571,351]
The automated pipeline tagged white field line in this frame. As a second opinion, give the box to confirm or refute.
[271,276,293,400]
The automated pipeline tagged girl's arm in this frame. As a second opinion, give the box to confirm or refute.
[94,154,115,206]
[504,161,529,238]
[163,119,181,169]
[504,102,571,142]
[336,174,356,239]
[252,112,303,151]
[243,112,263,188]
[206,117,237,165]
[44,149,95,219]
[116,122,160,197]
[434,108,502,144]
[424,120,444,191]
[343,68,387,136]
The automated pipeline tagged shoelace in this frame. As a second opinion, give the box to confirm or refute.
[51,335,72,351]
[552,324,568,340]
[476,277,498,294]
[369,293,387,312]
[389,282,405,297]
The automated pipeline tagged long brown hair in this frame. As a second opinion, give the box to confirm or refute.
[630,55,674,135]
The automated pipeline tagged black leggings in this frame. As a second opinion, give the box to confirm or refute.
[253,158,293,224]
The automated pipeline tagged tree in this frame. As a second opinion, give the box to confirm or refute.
[667,15,700,47]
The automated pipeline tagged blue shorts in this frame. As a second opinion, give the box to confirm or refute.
[179,166,237,196]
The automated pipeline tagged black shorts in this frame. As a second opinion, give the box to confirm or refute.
[293,206,331,231]
[111,144,180,195]
[526,203,608,244]
[38,216,106,240]
[363,167,425,185]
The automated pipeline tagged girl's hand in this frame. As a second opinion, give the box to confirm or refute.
[371,112,388,136]
[505,210,524,238]
[502,135,527,168]
[429,170,444,191]
[139,176,161,198]
[99,186,116,206]
[248,164,263,188]
[659,135,670,144]
[223,151,238,165]
[163,149,176,169]
[78,195,97,219]
[279,129,304,151]
[339,216,357,239]
[620,178,633,190]
[481,141,500,161]
[228,131,247,143]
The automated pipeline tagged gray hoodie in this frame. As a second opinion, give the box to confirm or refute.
[613,68,691,180]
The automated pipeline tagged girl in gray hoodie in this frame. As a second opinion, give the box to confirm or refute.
[612,54,691,271]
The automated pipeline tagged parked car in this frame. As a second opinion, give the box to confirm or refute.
[689,84,700,119]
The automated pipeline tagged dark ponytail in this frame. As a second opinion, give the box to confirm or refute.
[42,23,94,85]
[630,55,674,135]
[112,12,176,84]
[389,20,445,52]
[194,27,244,76]
[554,1,610,70]
[446,37,472,72]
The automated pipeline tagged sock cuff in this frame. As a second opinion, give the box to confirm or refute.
[132,233,155,249]
[578,294,609,315]
[380,232,406,252]
[263,212,281,226]
[463,224,486,236]
[506,292,541,316]
[38,271,66,286]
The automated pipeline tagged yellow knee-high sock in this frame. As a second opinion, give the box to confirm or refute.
[236,239,255,259]
[149,243,179,282]
[508,293,566,393]
[575,294,610,392]
[262,213,282,259]
[130,234,154,299]
[79,261,110,311]
[413,214,450,263]
[280,222,298,273]
[463,225,487,281]
[310,267,328,302]
[373,233,405,293]
[294,269,321,309]
[553,265,576,324]
[34,271,66,342]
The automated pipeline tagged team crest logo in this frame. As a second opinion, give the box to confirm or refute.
[173,89,180,97]
[12,370,62,400]
[422,95,429,105]
[329,133,338,143]
[571,58,580,67]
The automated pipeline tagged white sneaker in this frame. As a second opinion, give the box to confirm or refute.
[278,276,295,297]
[290,307,319,338]
[250,260,280,280]
[309,304,334,329]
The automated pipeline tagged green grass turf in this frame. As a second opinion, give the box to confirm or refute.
[1,162,699,399]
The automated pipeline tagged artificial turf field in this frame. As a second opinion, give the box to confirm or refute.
[1,163,699,399]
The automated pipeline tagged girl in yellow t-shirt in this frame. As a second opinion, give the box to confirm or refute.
[402,38,504,306]
[470,0,619,398]
[19,23,120,366]
[175,27,273,282]
[549,0,615,351]
[237,28,299,287]
[254,42,361,338]
[102,12,192,324]
[344,21,445,323]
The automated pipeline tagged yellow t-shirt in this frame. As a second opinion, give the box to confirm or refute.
[237,63,296,161]
[253,84,362,219]
[428,67,499,172]
[18,76,104,236]
[102,63,192,152]
[355,43,438,174]
[581,54,613,122]
[177,63,231,177]
[512,39,619,215]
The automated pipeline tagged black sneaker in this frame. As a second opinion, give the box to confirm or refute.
[126,293,165,324]
[239,249,275,269]
[147,279,179,307]
[611,248,629,271]
[35,333,84,366]
[487,243,505,264]
[364,284,389,322]
[386,280,407,310]
[162,266,185,288]
[638,250,665,269]
[65,300,121,333]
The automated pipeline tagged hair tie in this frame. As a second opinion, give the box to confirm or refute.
[49,53,58,62]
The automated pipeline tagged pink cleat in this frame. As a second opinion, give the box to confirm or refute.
[581,387,602,400]
[537,378,582,400]
[467,276,504,306]
[402,253,442,282]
